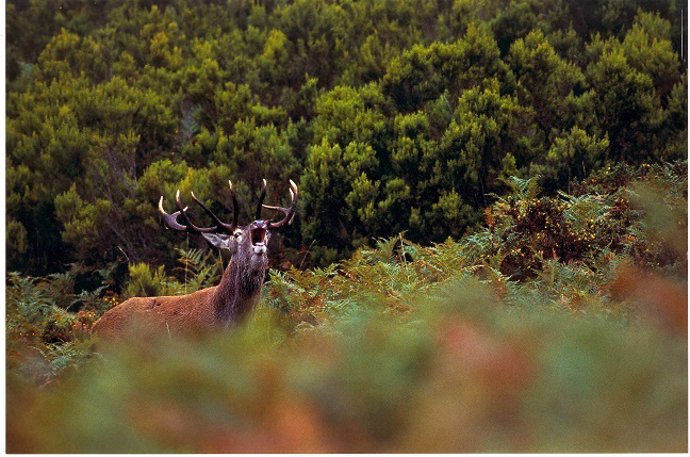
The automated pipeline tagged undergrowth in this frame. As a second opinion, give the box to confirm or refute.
[7,161,688,452]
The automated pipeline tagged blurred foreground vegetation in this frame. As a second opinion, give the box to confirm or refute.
[7,162,687,452]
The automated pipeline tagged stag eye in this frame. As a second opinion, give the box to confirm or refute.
[251,227,267,245]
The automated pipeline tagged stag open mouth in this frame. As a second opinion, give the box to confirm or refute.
[251,227,267,246]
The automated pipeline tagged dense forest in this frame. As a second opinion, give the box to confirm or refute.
[7,0,687,273]
[6,0,688,452]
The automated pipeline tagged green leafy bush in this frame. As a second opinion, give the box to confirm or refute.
[6,0,686,272]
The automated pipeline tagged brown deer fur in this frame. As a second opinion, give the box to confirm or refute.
[91,267,261,340]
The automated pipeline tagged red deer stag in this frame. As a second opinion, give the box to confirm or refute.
[91,179,298,340]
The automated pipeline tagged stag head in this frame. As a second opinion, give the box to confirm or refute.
[158,179,298,270]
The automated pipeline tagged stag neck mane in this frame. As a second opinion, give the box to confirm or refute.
[211,255,267,324]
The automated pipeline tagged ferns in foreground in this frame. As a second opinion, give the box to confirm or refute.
[6,161,687,452]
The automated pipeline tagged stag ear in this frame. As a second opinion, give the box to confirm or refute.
[200,232,234,252]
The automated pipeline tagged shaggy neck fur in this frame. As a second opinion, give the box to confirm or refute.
[211,256,266,325]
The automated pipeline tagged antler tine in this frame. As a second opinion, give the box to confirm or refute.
[159,196,188,231]
[255,178,267,220]
[190,191,235,233]
[229,180,239,228]
[174,190,218,234]
[263,179,299,229]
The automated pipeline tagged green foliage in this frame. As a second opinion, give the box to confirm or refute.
[6,218,29,268]
[122,263,170,298]
[6,246,223,387]
[7,161,687,452]
[6,271,100,386]
[123,248,222,298]
[381,23,506,110]
[543,127,609,190]
[171,247,224,294]
[507,29,587,139]
[7,273,77,343]
[6,0,686,274]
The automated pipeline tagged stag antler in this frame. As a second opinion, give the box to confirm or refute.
[159,181,239,235]
[158,196,188,231]
[189,183,240,233]
[262,179,299,229]
[255,178,267,220]
[160,179,297,234]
